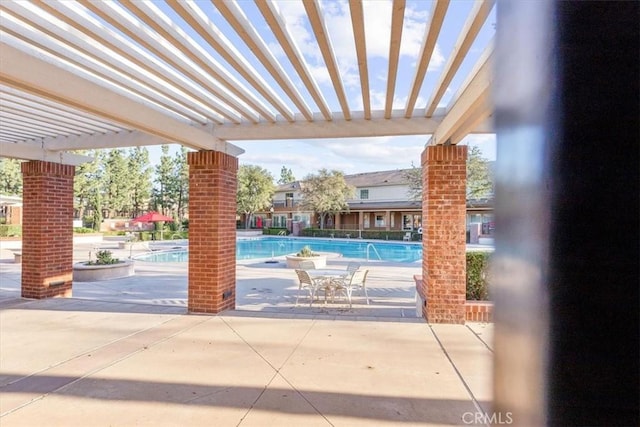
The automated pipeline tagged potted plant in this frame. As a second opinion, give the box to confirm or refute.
[285,245,327,269]
[73,249,134,282]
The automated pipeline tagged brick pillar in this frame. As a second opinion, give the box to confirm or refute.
[21,161,75,299]
[421,145,467,323]
[187,151,238,314]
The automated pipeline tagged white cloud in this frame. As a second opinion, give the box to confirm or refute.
[235,135,428,179]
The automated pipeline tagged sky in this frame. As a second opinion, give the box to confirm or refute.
[150,0,497,180]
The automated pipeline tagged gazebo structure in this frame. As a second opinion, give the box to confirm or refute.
[1,2,638,424]
[0,0,494,322]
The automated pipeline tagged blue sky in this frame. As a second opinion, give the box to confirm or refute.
[151,0,496,180]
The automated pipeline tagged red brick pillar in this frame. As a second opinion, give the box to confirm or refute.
[421,145,468,323]
[187,151,238,314]
[21,161,75,298]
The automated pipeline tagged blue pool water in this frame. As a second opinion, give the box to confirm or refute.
[135,237,422,263]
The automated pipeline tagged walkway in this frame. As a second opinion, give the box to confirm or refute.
[0,242,493,426]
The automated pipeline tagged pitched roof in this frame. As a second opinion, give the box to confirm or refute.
[276,168,414,191]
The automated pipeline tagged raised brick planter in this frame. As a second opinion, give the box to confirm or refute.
[414,275,494,323]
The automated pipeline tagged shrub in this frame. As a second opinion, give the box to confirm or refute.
[0,225,22,237]
[262,227,289,235]
[73,227,96,234]
[296,245,318,257]
[87,250,119,265]
[466,251,491,300]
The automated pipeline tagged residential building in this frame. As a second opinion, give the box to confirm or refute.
[251,169,494,240]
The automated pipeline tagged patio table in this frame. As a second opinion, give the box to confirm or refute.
[307,269,350,304]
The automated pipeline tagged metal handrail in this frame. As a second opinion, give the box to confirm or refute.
[366,243,382,261]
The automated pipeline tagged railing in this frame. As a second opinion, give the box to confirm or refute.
[366,243,382,261]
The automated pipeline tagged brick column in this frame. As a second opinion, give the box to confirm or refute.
[21,161,75,299]
[187,151,238,314]
[421,145,467,323]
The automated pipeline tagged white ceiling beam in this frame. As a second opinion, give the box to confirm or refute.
[167,0,295,122]
[79,0,263,124]
[257,0,332,121]
[0,85,126,131]
[385,0,405,119]
[1,97,112,134]
[304,0,352,121]
[0,14,209,125]
[349,0,370,120]
[429,50,493,145]
[424,0,494,117]
[120,0,273,124]
[212,0,313,122]
[37,130,166,151]
[0,42,244,156]
[0,141,93,166]
[404,0,449,117]
[214,111,442,141]
[38,0,241,124]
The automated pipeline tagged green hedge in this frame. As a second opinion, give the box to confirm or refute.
[73,227,96,234]
[0,225,21,237]
[466,251,491,300]
[262,227,289,235]
[300,228,421,241]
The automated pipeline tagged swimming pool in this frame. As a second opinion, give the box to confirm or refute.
[135,237,422,263]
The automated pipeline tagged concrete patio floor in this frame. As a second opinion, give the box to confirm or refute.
[0,240,493,426]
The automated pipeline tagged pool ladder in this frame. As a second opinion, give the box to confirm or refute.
[366,243,382,261]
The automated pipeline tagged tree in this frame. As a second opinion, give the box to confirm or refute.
[173,146,189,222]
[299,169,354,229]
[152,145,176,216]
[103,149,131,218]
[277,166,295,184]
[74,150,105,230]
[401,146,494,201]
[0,159,22,196]
[237,165,275,229]
[127,147,152,218]
[466,146,494,199]
[402,162,422,201]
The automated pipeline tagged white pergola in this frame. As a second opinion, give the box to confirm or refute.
[0,0,494,165]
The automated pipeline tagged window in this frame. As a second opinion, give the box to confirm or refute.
[375,214,385,227]
[363,213,370,228]
[293,213,310,228]
[285,192,294,207]
[360,189,369,199]
[273,214,287,228]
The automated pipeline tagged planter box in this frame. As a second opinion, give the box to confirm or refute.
[285,255,327,269]
[73,260,134,282]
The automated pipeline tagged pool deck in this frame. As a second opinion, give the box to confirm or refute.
[0,239,493,426]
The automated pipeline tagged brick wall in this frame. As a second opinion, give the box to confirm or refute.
[421,145,468,323]
[465,301,494,322]
[187,151,238,314]
[21,161,75,298]
[414,275,493,322]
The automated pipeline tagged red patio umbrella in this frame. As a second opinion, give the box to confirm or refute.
[131,211,174,223]
[131,211,174,240]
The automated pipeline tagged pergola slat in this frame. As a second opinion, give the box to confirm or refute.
[304,0,352,121]
[349,0,370,120]
[404,0,450,118]
[385,0,405,119]
[213,0,314,122]
[424,0,494,117]
[167,0,295,122]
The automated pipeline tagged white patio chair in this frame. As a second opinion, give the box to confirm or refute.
[333,269,370,308]
[403,232,411,241]
[298,260,316,270]
[294,269,325,306]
